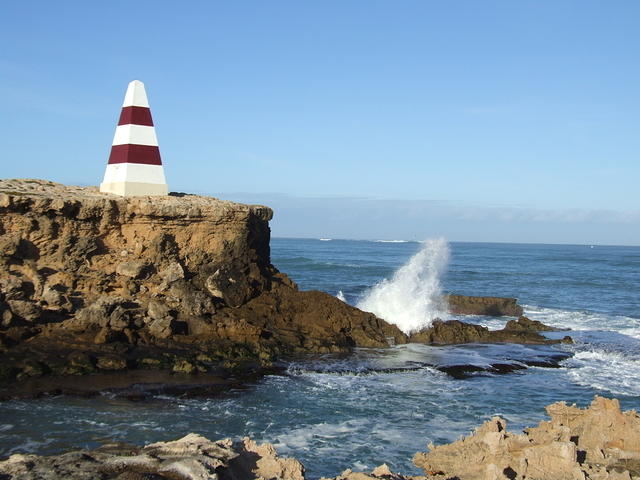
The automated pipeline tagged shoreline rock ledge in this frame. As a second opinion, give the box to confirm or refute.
[1,396,638,479]
[0,179,403,393]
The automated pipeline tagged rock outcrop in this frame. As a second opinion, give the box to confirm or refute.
[446,294,524,317]
[0,433,305,480]
[409,316,571,345]
[0,179,405,393]
[414,396,640,480]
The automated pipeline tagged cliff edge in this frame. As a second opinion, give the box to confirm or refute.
[0,179,404,391]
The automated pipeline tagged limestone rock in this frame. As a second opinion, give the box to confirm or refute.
[160,261,185,284]
[1,308,13,327]
[93,327,124,344]
[116,260,150,279]
[0,276,29,301]
[66,351,94,373]
[229,437,306,480]
[409,318,564,345]
[0,433,304,480]
[148,317,178,339]
[73,296,126,329]
[40,285,72,312]
[96,355,127,371]
[505,315,557,332]
[205,266,249,307]
[6,299,41,321]
[172,359,197,374]
[446,294,524,317]
[413,396,640,480]
[147,299,171,321]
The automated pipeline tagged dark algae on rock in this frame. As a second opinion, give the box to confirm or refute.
[0,179,570,398]
[0,179,404,397]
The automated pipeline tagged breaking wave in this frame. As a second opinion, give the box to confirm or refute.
[563,349,640,397]
[356,238,450,334]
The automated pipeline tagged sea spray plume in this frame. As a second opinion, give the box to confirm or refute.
[356,238,450,334]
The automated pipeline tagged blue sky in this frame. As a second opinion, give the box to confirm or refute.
[1,1,639,244]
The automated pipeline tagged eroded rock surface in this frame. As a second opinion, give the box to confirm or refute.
[446,294,524,317]
[409,316,571,345]
[414,396,640,480]
[0,179,405,394]
[0,433,305,480]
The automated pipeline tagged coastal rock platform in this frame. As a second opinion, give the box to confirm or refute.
[0,180,402,395]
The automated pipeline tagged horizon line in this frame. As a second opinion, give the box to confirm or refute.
[271,235,640,249]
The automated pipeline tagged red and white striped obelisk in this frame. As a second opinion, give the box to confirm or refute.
[100,80,168,196]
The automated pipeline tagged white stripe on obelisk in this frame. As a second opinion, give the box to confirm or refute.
[112,124,158,146]
[102,163,167,184]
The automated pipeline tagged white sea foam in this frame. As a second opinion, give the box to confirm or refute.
[319,238,332,241]
[272,418,370,452]
[336,290,346,302]
[524,305,640,338]
[375,239,409,243]
[357,238,450,334]
[563,349,640,397]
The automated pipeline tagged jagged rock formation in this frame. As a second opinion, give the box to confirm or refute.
[0,179,404,392]
[1,397,637,480]
[0,433,305,480]
[409,316,571,345]
[414,396,640,480]
[446,294,524,317]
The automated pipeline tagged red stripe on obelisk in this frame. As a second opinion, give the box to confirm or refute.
[108,144,162,165]
[118,106,154,126]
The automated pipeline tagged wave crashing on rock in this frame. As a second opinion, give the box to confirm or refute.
[357,238,450,334]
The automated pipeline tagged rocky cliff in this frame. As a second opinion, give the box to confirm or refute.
[0,179,404,390]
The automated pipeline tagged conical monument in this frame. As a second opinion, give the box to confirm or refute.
[100,80,169,196]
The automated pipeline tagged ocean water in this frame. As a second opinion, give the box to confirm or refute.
[1,238,640,478]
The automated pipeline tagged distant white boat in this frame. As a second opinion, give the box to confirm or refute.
[375,240,409,243]
[319,238,332,241]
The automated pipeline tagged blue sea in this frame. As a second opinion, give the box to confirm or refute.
[1,238,640,478]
